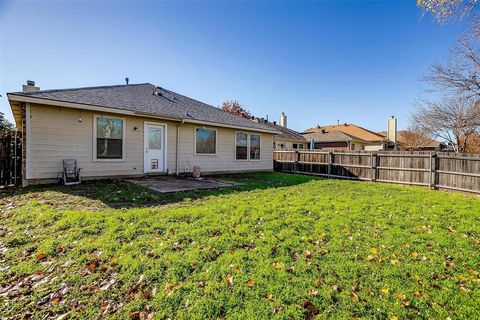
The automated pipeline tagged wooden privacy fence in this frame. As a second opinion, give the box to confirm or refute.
[274,150,480,194]
[0,132,22,187]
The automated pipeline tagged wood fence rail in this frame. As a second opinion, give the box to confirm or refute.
[273,150,480,194]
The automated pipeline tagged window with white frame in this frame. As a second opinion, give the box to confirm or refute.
[236,132,248,160]
[250,134,260,160]
[195,127,216,154]
[236,132,261,160]
[95,116,124,159]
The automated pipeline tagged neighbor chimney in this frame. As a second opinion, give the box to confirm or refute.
[22,80,40,93]
[279,112,287,128]
[387,116,397,144]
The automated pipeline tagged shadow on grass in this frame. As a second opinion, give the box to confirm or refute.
[0,172,321,209]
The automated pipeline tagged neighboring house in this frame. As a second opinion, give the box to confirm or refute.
[303,130,368,151]
[7,82,279,186]
[377,131,447,151]
[304,123,389,151]
[260,113,307,150]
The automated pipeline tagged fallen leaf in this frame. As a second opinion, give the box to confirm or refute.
[247,279,255,287]
[88,261,98,272]
[366,255,374,261]
[302,300,319,316]
[350,292,359,302]
[303,250,312,259]
[165,283,174,296]
[308,289,318,296]
[36,252,46,261]
[272,262,284,269]
[225,274,234,288]
[411,252,418,258]
[460,285,470,293]
[394,293,405,299]
[413,291,422,297]
[458,275,469,282]
[467,268,479,276]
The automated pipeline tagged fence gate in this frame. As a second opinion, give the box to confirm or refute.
[0,132,22,187]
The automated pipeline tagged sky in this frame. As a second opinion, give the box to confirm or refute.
[0,0,469,132]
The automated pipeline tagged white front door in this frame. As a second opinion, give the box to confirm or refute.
[144,123,166,173]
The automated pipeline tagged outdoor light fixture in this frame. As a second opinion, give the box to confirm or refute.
[78,111,83,122]
[133,126,138,131]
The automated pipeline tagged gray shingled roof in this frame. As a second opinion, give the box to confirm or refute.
[303,131,361,142]
[9,83,277,132]
[262,121,307,142]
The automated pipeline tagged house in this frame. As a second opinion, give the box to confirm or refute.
[7,82,279,186]
[377,130,447,151]
[304,122,390,151]
[259,113,307,150]
[303,130,369,151]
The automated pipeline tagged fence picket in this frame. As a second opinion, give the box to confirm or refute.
[274,150,480,194]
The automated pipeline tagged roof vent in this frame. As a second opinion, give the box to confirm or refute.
[125,77,129,85]
[27,80,35,86]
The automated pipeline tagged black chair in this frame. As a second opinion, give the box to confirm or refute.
[62,159,81,186]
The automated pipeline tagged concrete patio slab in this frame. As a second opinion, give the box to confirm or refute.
[126,176,240,193]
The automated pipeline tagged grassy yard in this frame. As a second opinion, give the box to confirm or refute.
[0,172,479,319]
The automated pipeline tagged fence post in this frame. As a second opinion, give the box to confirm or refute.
[432,153,439,190]
[371,153,377,182]
[327,152,333,178]
[294,150,299,173]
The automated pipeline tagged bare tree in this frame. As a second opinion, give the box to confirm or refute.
[401,125,434,151]
[219,100,252,119]
[418,0,478,23]
[411,96,480,152]
[425,36,480,98]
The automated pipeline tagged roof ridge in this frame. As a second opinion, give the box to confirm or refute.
[12,83,153,95]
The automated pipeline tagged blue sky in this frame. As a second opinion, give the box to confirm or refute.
[0,1,468,132]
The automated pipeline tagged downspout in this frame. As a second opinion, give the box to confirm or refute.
[175,118,185,175]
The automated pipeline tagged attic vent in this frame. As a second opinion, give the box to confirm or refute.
[153,90,162,97]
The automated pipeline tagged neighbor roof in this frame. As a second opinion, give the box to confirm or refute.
[8,83,277,133]
[377,131,442,148]
[303,131,361,143]
[304,124,386,142]
[262,121,307,142]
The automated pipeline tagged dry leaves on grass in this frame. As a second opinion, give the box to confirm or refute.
[225,274,234,288]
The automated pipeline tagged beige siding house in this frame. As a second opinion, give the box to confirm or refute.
[8,82,278,185]
[260,113,307,150]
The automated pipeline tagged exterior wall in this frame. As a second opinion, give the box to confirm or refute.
[313,142,349,151]
[364,143,385,151]
[25,104,273,184]
[274,140,306,150]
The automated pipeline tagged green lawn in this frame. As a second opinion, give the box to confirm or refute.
[0,172,479,319]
